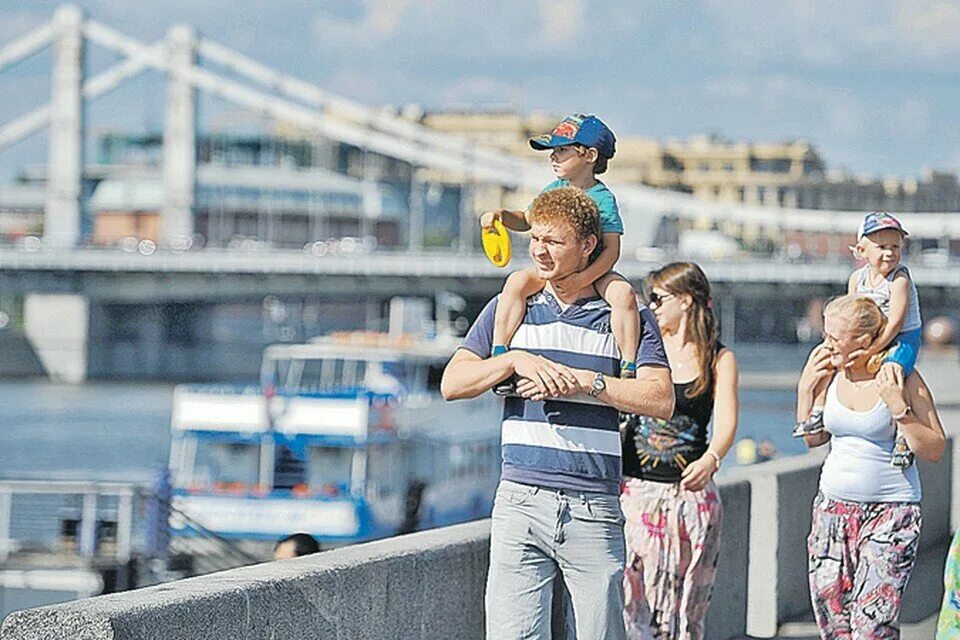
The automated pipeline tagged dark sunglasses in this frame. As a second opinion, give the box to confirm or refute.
[648,291,674,307]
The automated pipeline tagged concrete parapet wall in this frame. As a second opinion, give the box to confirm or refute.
[704,479,750,640]
[1,434,956,639]
[1,520,491,640]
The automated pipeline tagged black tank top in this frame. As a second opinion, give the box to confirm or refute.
[621,349,719,483]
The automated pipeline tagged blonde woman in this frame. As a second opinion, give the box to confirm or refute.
[798,294,946,638]
[621,262,739,639]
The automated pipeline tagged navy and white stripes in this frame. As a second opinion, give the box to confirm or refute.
[460,290,669,495]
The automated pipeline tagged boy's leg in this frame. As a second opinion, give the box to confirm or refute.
[492,268,546,354]
[882,329,922,468]
[486,481,558,640]
[596,273,639,378]
[556,491,627,640]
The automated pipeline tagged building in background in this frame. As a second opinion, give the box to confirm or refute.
[413,110,960,214]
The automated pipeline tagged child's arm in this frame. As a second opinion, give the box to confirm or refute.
[479,209,530,232]
[846,270,859,295]
[861,276,909,362]
[564,232,621,290]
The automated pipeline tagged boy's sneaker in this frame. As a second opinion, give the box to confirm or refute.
[491,345,515,395]
[793,409,825,437]
[891,434,915,469]
[493,375,518,396]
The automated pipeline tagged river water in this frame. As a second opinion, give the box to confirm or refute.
[0,343,814,479]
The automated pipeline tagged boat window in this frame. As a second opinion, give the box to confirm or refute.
[285,358,368,392]
[273,445,307,490]
[307,446,354,495]
[190,441,260,491]
[366,443,404,499]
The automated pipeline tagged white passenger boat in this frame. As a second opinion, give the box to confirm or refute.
[167,331,500,544]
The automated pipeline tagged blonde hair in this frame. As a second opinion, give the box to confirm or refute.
[644,262,718,399]
[527,186,601,243]
[823,294,889,371]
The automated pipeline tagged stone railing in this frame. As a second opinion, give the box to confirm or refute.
[2,435,956,640]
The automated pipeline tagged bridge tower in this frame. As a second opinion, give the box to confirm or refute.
[44,4,85,248]
[161,25,197,244]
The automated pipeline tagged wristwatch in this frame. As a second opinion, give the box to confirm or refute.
[589,372,606,398]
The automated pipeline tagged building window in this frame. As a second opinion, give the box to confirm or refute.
[749,157,791,173]
[724,163,734,172]
[698,162,710,173]
[737,187,746,202]
[662,154,684,171]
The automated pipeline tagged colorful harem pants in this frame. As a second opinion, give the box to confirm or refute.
[807,492,922,639]
[936,525,960,638]
[620,477,723,640]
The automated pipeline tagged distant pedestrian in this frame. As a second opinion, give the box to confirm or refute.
[273,532,319,560]
[798,294,945,638]
[442,186,674,640]
[620,262,739,639]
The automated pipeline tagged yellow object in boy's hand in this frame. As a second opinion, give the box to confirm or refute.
[482,218,511,268]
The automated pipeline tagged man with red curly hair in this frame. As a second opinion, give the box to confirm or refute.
[443,186,674,639]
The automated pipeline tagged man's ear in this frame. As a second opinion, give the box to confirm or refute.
[582,234,598,259]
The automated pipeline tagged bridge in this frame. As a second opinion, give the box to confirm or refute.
[1,6,959,385]
[2,4,960,253]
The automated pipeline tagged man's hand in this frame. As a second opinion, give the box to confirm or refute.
[510,351,579,399]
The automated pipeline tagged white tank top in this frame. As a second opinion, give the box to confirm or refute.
[819,376,921,503]
[855,264,922,332]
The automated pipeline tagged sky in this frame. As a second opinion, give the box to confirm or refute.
[2,0,960,180]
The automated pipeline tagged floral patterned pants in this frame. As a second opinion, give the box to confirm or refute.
[620,477,723,640]
[807,493,922,639]
[936,525,960,638]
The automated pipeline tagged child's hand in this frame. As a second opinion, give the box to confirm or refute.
[845,343,881,369]
[479,209,502,230]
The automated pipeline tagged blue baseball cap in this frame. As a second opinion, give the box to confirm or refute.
[858,211,909,239]
[529,113,616,159]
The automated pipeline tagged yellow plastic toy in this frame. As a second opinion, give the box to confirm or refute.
[481,219,512,268]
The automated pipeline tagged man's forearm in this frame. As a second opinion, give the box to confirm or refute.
[592,368,673,419]
[440,352,513,401]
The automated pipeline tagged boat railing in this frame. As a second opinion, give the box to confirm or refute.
[0,476,265,583]
[0,478,144,564]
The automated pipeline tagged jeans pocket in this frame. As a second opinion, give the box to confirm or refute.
[583,495,626,525]
[496,483,537,507]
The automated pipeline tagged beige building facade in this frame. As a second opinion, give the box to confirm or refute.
[414,110,960,214]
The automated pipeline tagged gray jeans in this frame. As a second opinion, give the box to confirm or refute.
[485,480,627,640]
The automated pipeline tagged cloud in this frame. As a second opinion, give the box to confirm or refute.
[537,0,583,46]
[703,0,960,70]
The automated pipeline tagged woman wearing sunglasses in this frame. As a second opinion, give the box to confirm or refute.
[621,261,739,639]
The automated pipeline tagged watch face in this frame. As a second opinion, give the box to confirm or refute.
[592,373,605,395]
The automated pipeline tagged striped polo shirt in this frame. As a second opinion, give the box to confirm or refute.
[460,289,669,495]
